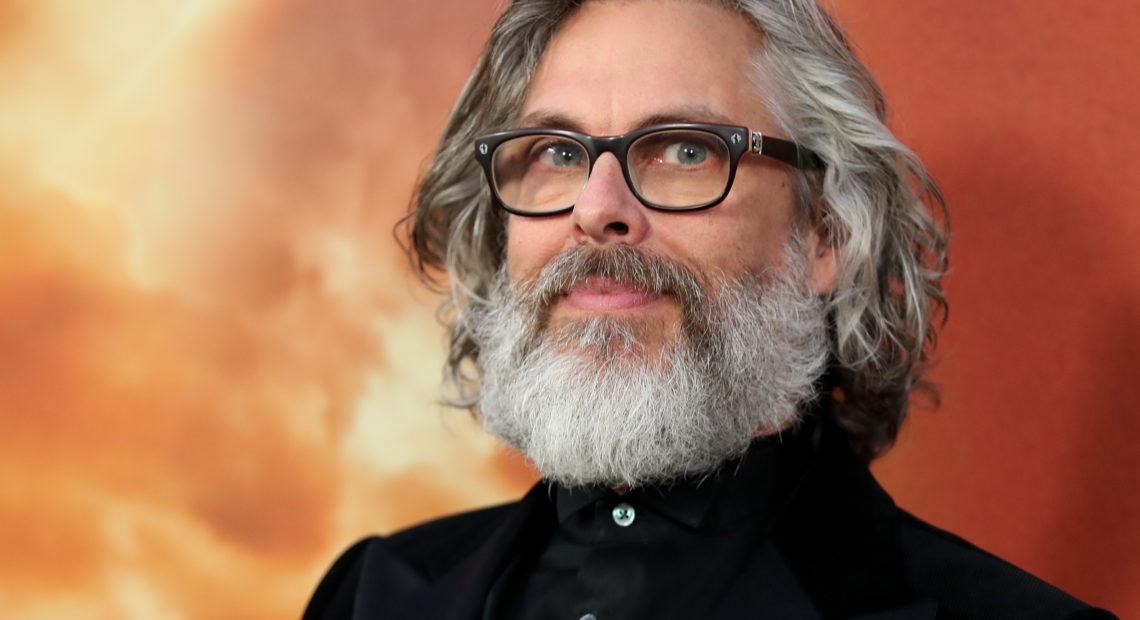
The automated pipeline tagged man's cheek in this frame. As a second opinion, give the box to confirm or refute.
[505,218,568,281]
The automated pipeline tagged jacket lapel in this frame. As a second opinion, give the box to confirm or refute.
[772,419,937,619]
[352,484,555,620]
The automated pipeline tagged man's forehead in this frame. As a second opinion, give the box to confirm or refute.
[517,0,774,135]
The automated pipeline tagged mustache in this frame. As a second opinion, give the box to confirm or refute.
[518,244,707,318]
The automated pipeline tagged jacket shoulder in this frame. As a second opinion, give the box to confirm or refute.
[896,510,1116,620]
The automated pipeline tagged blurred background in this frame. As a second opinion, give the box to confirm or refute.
[0,0,1136,618]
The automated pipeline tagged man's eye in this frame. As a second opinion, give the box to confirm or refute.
[536,142,585,167]
[662,141,709,165]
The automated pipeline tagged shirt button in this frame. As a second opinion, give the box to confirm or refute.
[612,502,636,527]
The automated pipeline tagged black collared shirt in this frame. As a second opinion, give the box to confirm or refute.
[483,425,820,620]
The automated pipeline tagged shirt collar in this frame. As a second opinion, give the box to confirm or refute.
[550,420,817,531]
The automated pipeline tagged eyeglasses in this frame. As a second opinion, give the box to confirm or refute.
[474,122,823,216]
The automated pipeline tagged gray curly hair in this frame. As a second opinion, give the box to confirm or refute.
[403,0,949,461]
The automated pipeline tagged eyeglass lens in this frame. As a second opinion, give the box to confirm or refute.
[491,129,732,214]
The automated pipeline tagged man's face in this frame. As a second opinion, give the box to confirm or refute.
[471,0,836,487]
[506,0,836,350]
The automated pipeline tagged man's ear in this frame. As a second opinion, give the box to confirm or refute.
[805,226,838,295]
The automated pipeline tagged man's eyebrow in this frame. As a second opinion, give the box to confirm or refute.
[516,111,585,132]
[515,105,740,134]
[635,106,738,128]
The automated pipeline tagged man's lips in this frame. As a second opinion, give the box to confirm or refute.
[559,278,666,312]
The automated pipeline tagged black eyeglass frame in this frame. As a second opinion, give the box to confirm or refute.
[474,122,824,216]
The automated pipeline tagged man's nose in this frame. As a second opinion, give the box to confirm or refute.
[570,153,650,246]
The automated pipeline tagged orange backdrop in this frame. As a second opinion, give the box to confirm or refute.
[0,1,1136,618]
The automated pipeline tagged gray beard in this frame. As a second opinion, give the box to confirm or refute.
[469,244,828,488]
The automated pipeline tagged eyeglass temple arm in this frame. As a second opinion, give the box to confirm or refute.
[750,131,825,170]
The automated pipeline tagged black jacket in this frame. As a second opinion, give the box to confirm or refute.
[304,422,1115,619]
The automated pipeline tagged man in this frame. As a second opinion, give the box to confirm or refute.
[305,0,1116,618]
